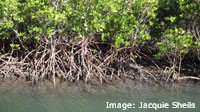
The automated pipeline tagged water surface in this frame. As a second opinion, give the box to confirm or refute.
[0,80,199,112]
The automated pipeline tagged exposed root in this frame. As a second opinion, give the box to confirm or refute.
[177,76,200,81]
[0,37,131,84]
[0,37,199,85]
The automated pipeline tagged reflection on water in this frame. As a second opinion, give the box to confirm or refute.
[0,80,199,112]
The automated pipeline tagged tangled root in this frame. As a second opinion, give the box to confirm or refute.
[0,36,177,86]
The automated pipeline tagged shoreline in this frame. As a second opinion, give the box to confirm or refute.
[1,72,199,88]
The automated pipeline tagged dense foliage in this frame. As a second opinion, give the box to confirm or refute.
[0,0,199,53]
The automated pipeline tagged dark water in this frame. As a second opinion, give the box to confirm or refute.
[0,80,199,112]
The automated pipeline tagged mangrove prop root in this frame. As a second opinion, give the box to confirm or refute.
[0,37,199,85]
